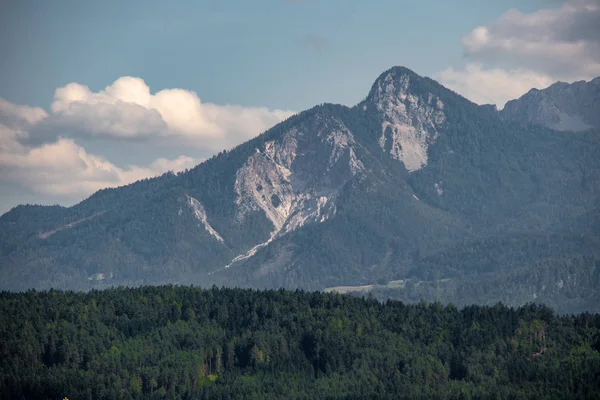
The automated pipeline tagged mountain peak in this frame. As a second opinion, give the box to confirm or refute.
[366,66,422,101]
[365,66,473,109]
[378,66,420,79]
[364,66,447,172]
[500,77,600,131]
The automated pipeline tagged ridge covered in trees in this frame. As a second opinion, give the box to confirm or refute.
[2,67,599,317]
[1,286,599,399]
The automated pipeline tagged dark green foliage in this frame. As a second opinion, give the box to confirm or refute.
[1,286,599,399]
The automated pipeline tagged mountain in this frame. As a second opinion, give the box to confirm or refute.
[1,67,599,313]
[500,77,600,131]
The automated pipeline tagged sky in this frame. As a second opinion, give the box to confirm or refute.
[1,0,599,214]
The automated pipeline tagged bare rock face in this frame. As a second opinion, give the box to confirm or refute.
[230,114,363,267]
[186,195,225,244]
[500,77,600,131]
[366,67,446,172]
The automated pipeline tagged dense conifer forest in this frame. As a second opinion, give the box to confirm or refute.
[1,286,599,399]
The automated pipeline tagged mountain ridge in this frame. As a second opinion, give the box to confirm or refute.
[1,66,599,313]
[500,75,600,131]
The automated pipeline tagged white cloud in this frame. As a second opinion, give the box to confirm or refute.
[462,0,600,80]
[0,77,295,212]
[435,64,555,107]
[0,98,48,126]
[0,133,200,199]
[44,76,296,150]
[0,98,201,208]
[437,0,600,107]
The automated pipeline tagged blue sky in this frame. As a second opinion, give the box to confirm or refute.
[0,0,598,214]
[1,0,544,110]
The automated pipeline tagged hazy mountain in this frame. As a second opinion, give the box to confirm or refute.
[1,67,599,313]
[500,77,600,131]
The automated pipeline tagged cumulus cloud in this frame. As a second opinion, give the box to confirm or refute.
[0,97,201,210]
[35,77,295,150]
[462,0,600,80]
[437,0,600,107]
[0,98,48,127]
[0,77,295,211]
[0,136,199,198]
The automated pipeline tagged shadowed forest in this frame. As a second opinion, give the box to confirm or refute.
[1,286,599,399]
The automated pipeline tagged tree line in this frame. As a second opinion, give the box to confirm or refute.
[1,285,599,399]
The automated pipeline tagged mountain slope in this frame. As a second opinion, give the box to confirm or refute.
[1,67,599,313]
[209,68,600,293]
[500,77,600,131]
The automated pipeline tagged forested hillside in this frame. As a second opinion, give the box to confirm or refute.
[1,286,599,399]
[338,253,600,315]
[1,67,599,314]
[501,77,600,131]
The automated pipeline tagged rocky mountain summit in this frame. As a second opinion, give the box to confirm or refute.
[501,77,600,131]
[1,67,599,313]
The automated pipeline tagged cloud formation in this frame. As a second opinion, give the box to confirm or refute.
[0,98,48,126]
[38,77,296,150]
[437,0,600,107]
[1,137,198,198]
[463,0,600,80]
[0,77,296,212]
[0,100,200,206]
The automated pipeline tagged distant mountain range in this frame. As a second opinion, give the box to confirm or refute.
[1,67,599,313]
[500,77,600,131]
